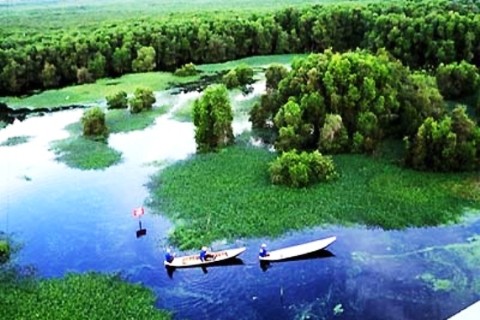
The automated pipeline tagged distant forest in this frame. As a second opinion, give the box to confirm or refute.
[0,0,479,95]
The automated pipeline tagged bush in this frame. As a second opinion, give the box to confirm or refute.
[269,150,337,187]
[405,105,480,171]
[0,240,10,264]
[174,63,198,77]
[222,70,240,89]
[106,91,128,109]
[222,64,254,89]
[436,61,480,99]
[81,106,108,138]
[265,64,288,91]
[129,87,156,114]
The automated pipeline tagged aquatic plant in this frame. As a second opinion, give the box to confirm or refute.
[0,135,31,147]
[0,272,171,320]
[51,136,121,170]
[150,142,480,249]
[106,107,168,134]
[106,90,128,109]
[129,87,156,114]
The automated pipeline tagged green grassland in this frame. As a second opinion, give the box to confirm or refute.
[2,72,197,109]
[2,54,301,110]
[149,141,480,249]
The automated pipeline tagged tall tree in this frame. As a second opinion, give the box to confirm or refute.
[193,84,234,153]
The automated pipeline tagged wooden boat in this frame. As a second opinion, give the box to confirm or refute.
[164,247,246,268]
[259,236,336,262]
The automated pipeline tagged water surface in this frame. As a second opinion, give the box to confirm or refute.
[0,89,479,320]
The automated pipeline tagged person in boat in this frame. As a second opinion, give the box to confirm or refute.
[199,246,214,261]
[259,243,269,257]
[165,248,175,263]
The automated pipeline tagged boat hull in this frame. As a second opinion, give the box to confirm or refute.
[164,247,246,268]
[259,236,336,262]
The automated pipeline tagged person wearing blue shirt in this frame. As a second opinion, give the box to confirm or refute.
[259,243,269,257]
[165,248,175,263]
[200,246,213,261]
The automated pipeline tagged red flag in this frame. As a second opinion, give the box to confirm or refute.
[132,207,144,218]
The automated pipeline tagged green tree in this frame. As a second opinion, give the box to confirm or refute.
[193,84,234,153]
[106,91,128,109]
[435,61,480,99]
[129,88,156,114]
[0,239,10,264]
[265,64,288,90]
[132,46,156,72]
[81,106,108,139]
[174,63,198,77]
[41,62,59,88]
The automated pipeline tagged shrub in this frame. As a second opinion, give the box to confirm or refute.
[265,64,288,90]
[222,70,240,89]
[81,106,108,138]
[0,240,10,264]
[174,63,198,77]
[222,64,254,89]
[269,150,337,187]
[106,90,128,109]
[436,61,480,99]
[129,87,155,114]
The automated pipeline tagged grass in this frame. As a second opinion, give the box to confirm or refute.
[149,141,480,249]
[197,54,307,73]
[51,136,122,170]
[2,72,197,110]
[51,106,167,170]
[107,107,169,133]
[0,271,171,320]
[1,54,302,111]
[0,135,31,147]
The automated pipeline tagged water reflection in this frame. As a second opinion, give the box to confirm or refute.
[259,250,335,272]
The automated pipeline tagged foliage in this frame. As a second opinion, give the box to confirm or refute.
[129,88,156,114]
[0,136,31,147]
[253,50,441,154]
[405,105,480,172]
[222,64,254,89]
[0,240,10,264]
[1,0,479,96]
[132,46,157,72]
[174,63,199,77]
[269,150,337,187]
[435,61,480,99]
[106,90,128,109]
[192,84,234,153]
[0,272,171,320]
[81,106,108,138]
[3,72,195,110]
[149,143,480,249]
[265,64,288,90]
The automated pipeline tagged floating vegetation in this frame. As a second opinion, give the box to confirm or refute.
[51,136,122,170]
[0,135,31,147]
[149,142,480,249]
[418,273,454,292]
[106,106,169,133]
[0,272,171,320]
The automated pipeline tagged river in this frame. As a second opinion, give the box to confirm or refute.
[0,84,479,320]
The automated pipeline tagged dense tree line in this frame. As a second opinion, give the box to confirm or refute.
[251,49,445,154]
[1,0,480,95]
[252,49,480,172]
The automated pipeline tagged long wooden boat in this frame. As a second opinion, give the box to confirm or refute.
[164,247,246,268]
[259,236,336,262]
